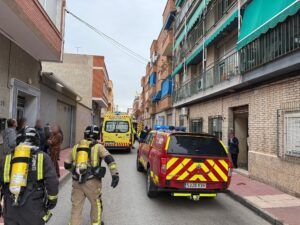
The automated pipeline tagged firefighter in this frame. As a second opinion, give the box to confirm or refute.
[0,127,59,225]
[64,125,119,225]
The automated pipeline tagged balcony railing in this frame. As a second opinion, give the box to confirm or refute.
[173,0,237,68]
[240,13,300,74]
[173,52,239,103]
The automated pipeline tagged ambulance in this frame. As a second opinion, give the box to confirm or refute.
[137,128,233,200]
[102,112,134,152]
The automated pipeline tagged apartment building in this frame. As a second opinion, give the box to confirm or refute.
[171,0,300,195]
[0,0,65,148]
[43,54,113,143]
[140,0,176,128]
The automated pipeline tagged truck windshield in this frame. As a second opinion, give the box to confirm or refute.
[167,135,227,157]
[105,121,129,133]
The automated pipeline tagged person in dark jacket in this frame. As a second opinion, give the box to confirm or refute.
[1,119,17,158]
[35,120,46,152]
[228,132,239,168]
[16,118,27,145]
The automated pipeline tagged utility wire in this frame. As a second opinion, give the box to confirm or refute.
[65,9,149,64]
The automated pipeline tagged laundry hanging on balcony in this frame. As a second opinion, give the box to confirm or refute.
[237,0,300,50]
[149,72,157,87]
[152,91,162,103]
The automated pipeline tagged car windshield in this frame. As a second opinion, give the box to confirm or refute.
[167,135,227,157]
[105,121,129,133]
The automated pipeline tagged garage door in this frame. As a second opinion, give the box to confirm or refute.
[56,101,73,149]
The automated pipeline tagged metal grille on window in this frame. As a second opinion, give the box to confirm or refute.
[277,103,300,160]
[208,116,223,140]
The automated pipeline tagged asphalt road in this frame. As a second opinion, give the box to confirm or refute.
[49,144,271,225]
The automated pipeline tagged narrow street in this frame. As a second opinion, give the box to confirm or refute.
[49,144,270,225]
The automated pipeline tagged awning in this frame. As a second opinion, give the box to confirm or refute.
[171,63,183,78]
[238,0,300,50]
[205,10,238,47]
[174,0,207,49]
[149,72,157,87]
[161,76,173,97]
[186,0,206,31]
[176,0,184,7]
[164,11,176,30]
[186,43,204,65]
[174,29,186,49]
[152,91,162,102]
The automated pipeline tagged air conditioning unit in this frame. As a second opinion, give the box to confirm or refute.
[180,107,189,116]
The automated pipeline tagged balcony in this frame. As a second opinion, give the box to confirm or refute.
[173,0,238,68]
[240,13,300,74]
[161,30,174,56]
[159,61,173,80]
[149,86,156,97]
[0,0,63,61]
[157,95,172,112]
[173,52,240,106]
[163,0,177,27]
[174,0,197,32]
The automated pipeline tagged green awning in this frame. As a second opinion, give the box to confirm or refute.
[186,0,206,31]
[205,10,238,47]
[171,63,183,78]
[174,0,207,49]
[186,44,204,65]
[174,30,186,49]
[238,0,300,50]
[176,0,184,7]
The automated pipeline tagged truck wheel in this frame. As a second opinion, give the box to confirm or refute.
[146,167,158,198]
[136,156,144,172]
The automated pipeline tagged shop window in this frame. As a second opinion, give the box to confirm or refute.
[190,119,203,133]
[208,116,223,140]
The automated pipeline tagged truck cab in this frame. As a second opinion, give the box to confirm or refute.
[137,130,232,199]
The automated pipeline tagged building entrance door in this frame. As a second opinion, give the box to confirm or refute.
[233,105,249,170]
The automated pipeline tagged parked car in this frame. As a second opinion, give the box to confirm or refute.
[137,131,233,200]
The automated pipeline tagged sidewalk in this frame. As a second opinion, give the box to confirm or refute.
[228,171,300,225]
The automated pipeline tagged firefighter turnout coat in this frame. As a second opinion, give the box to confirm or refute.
[0,145,59,225]
[64,140,118,225]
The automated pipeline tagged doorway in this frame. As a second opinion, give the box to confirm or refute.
[17,91,38,126]
[233,106,249,170]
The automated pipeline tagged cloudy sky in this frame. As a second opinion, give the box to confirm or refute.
[65,0,167,112]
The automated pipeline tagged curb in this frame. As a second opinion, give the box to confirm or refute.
[226,190,285,225]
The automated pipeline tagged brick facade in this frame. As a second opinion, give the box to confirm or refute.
[182,75,300,195]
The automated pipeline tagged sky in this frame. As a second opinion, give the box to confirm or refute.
[64,0,168,112]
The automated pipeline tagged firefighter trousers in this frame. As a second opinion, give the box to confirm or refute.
[70,179,103,225]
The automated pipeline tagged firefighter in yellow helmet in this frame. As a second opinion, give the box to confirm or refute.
[64,125,119,225]
[0,127,59,225]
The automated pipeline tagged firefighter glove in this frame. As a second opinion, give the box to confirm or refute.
[111,175,119,188]
[45,196,58,210]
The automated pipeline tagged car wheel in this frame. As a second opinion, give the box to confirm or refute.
[146,167,158,198]
[136,155,144,172]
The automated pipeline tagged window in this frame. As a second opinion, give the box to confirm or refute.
[145,133,155,145]
[284,112,300,157]
[179,115,185,127]
[208,116,223,140]
[105,121,129,133]
[167,134,227,157]
[190,119,203,133]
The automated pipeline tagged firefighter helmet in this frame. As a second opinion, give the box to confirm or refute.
[17,127,40,146]
[84,125,100,140]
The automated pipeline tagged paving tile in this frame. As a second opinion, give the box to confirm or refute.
[265,206,300,225]
[245,194,300,209]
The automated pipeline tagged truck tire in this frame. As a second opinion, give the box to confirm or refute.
[136,155,144,172]
[146,167,158,198]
